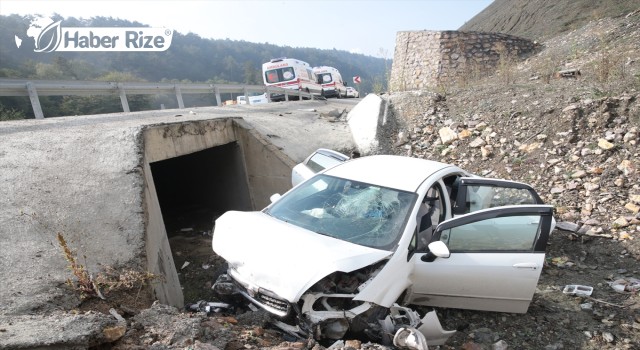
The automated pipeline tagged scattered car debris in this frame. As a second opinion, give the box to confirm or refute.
[608,277,640,293]
[186,300,233,314]
[579,302,593,311]
[563,284,594,296]
[393,327,428,350]
[554,68,581,78]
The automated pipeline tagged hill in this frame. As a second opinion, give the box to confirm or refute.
[459,0,640,40]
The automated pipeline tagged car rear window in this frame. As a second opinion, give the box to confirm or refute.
[265,67,295,83]
[306,152,344,173]
[317,73,332,83]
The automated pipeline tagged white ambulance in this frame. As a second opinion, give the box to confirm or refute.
[313,66,347,98]
[262,58,323,101]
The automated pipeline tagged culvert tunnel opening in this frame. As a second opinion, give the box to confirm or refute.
[150,141,252,304]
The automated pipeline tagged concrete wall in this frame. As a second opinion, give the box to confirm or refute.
[0,117,148,315]
[233,119,297,209]
[390,30,538,91]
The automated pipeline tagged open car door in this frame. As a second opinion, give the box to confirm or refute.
[410,205,554,313]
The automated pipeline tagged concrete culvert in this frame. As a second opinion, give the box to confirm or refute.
[143,118,306,308]
[149,141,252,304]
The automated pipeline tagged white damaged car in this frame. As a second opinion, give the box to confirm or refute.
[212,154,555,347]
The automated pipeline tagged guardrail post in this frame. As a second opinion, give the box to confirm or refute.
[25,82,45,119]
[242,86,250,105]
[117,83,130,112]
[213,85,221,106]
[174,85,185,109]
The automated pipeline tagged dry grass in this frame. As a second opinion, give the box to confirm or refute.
[56,231,162,301]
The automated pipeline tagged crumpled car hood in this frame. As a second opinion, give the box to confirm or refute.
[212,211,391,302]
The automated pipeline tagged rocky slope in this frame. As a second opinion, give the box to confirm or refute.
[384,11,640,257]
[459,0,640,41]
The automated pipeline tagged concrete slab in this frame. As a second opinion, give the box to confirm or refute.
[346,94,387,154]
[0,99,361,319]
[0,311,121,349]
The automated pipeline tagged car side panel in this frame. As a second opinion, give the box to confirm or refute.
[409,252,545,313]
[408,205,553,313]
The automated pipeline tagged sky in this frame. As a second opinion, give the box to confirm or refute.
[0,0,493,57]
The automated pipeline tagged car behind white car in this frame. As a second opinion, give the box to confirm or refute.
[212,152,555,346]
[345,86,359,98]
[237,93,269,105]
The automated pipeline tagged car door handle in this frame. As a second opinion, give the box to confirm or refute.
[513,263,539,270]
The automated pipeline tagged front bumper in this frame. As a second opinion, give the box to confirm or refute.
[322,88,338,97]
[213,273,291,317]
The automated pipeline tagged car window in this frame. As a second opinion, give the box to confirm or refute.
[416,184,446,251]
[439,214,541,252]
[306,152,344,173]
[266,175,417,250]
[462,185,538,214]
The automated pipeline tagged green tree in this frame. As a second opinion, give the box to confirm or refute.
[53,57,77,79]
[243,61,258,85]
[0,104,27,121]
[60,72,152,116]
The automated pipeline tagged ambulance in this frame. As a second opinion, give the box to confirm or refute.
[313,66,347,98]
[262,58,323,101]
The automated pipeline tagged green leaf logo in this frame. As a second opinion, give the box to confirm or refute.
[35,20,62,53]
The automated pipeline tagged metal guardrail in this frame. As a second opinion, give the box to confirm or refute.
[0,79,316,119]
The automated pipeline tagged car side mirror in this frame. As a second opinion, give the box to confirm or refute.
[269,193,282,203]
[421,241,450,262]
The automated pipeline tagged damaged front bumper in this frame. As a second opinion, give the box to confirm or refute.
[213,272,290,317]
[213,272,455,348]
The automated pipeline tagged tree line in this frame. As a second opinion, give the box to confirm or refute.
[0,14,390,119]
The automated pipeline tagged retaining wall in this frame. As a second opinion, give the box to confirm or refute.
[390,30,538,91]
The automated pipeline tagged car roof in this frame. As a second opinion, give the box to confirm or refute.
[323,155,455,192]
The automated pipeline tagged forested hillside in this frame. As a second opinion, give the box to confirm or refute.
[0,14,388,118]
